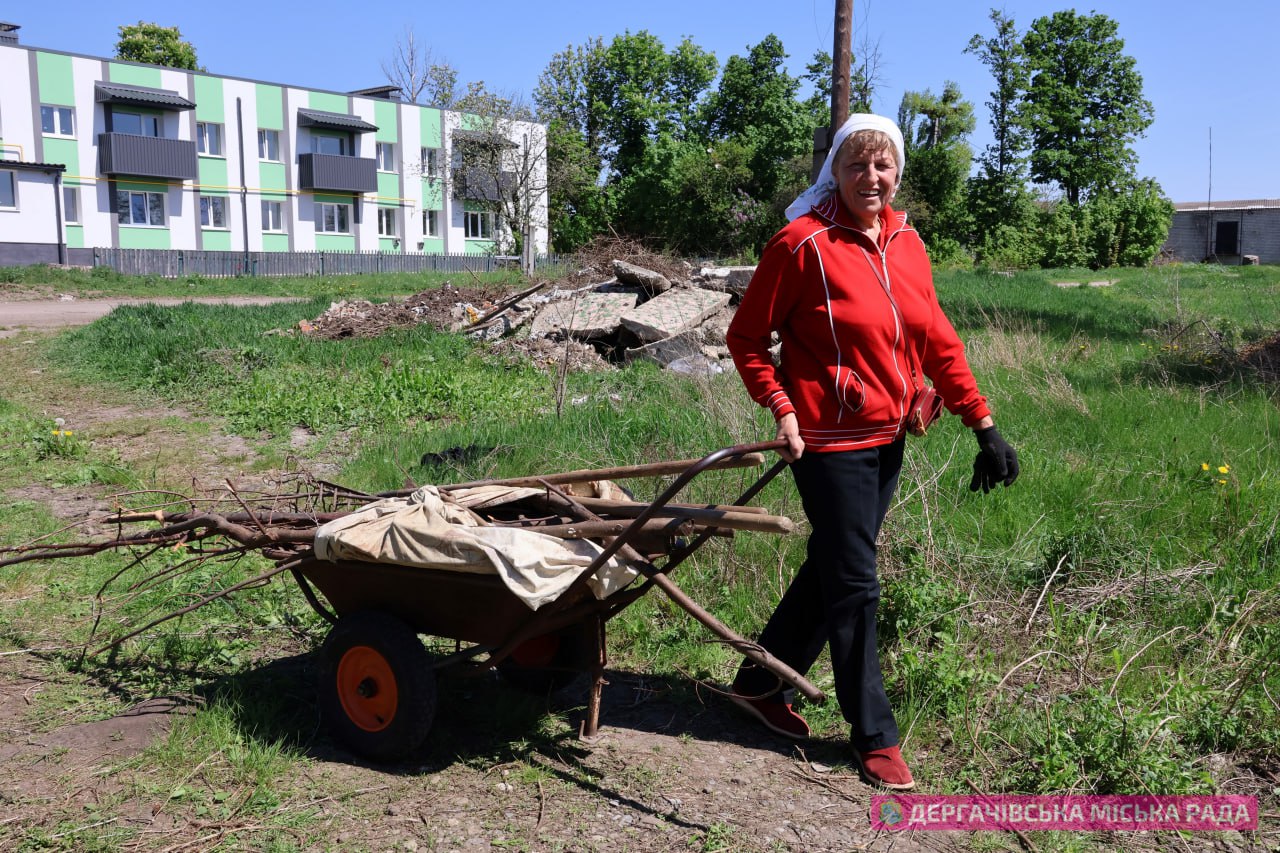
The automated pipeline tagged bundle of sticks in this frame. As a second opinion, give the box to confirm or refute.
[0,450,796,655]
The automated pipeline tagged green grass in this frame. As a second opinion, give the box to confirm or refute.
[3,263,1279,848]
[0,263,524,299]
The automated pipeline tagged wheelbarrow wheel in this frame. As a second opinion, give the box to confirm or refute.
[497,630,584,694]
[317,611,435,762]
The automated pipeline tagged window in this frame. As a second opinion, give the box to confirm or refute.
[464,210,496,240]
[261,200,284,232]
[116,189,165,226]
[422,209,438,237]
[63,186,78,223]
[196,122,223,156]
[1215,220,1240,256]
[315,202,350,233]
[420,147,441,179]
[113,111,161,137]
[376,143,395,172]
[258,129,280,161]
[40,105,74,136]
[313,135,347,155]
[377,207,397,237]
[199,196,227,228]
[0,171,15,209]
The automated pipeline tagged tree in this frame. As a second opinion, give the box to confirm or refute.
[1018,11,1154,207]
[701,35,811,212]
[895,83,975,251]
[965,9,1029,184]
[964,9,1037,264]
[446,91,547,265]
[114,22,200,71]
[381,25,458,106]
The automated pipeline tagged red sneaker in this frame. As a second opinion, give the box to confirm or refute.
[729,693,811,740]
[854,745,915,790]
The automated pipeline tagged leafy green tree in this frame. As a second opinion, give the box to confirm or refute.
[895,83,975,251]
[114,22,201,71]
[965,9,1029,184]
[701,35,811,210]
[1019,11,1153,207]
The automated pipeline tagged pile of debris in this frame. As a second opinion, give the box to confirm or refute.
[299,252,757,375]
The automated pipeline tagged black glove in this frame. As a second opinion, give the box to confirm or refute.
[970,426,1019,493]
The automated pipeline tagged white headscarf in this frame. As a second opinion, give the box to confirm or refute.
[784,113,906,221]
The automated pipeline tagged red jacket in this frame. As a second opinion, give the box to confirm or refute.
[727,197,990,452]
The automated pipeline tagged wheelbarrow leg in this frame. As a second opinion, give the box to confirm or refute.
[580,615,607,739]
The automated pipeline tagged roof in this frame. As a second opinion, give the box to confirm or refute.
[348,85,402,100]
[94,82,195,111]
[1174,199,1280,211]
[0,159,66,173]
[296,108,378,133]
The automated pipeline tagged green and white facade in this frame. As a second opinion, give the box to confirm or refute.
[0,25,547,266]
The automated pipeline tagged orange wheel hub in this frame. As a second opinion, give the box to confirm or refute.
[336,645,399,732]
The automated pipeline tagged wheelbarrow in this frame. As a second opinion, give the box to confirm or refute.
[286,440,826,762]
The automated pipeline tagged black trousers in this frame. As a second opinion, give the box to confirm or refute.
[734,438,904,751]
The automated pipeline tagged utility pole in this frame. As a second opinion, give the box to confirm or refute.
[811,0,853,181]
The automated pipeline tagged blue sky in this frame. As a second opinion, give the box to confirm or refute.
[11,1,1278,202]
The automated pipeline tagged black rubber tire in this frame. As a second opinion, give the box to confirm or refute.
[496,629,585,694]
[316,611,436,762]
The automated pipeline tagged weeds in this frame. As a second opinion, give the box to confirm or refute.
[2,264,1279,845]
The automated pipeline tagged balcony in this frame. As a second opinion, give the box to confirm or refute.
[451,167,516,203]
[97,133,198,181]
[298,153,378,193]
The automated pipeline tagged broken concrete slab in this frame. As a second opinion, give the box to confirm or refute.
[528,291,638,338]
[614,260,673,295]
[624,330,703,367]
[697,265,756,296]
[620,288,732,344]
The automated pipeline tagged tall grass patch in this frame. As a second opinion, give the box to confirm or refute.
[21,265,1280,810]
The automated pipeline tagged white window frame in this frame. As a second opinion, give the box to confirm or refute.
[196,122,223,156]
[199,195,228,229]
[40,105,74,137]
[376,142,396,172]
[420,147,442,180]
[116,189,165,226]
[422,209,439,238]
[63,186,78,223]
[0,171,16,210]
[464,210,496,240]
[313,134,348,156]
[114,111,161,137]
[261,200,285,232]
[257,129,280,161]
[315,202,351,234]
[377,207,397,237]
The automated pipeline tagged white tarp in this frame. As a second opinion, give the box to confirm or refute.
[313,485,638,610]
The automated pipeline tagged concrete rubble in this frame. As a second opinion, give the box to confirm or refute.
[470,258,753,372]
[303,258,758,374]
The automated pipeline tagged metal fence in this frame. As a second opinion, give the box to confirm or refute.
[91,248,566,278]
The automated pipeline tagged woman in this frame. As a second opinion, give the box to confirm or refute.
[725,113,1018,790]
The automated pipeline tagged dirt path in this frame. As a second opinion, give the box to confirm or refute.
[0,331,957,853]
[0,295,304,339]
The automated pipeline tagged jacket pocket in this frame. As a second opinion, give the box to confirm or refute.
[834,365,866,415]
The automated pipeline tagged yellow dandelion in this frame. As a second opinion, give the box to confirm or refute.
[1218,479,1227,485]
[63,430,73,436]
[1201,463,1210,471]
[1218,465,1229,474]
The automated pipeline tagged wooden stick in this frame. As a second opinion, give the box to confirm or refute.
[565,497,794,534]
[382,452,766,496]
[503,518,727,540]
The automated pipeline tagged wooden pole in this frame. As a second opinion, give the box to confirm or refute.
[811,0,855,182]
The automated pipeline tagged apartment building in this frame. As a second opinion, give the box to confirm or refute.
[0,22,547,266]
